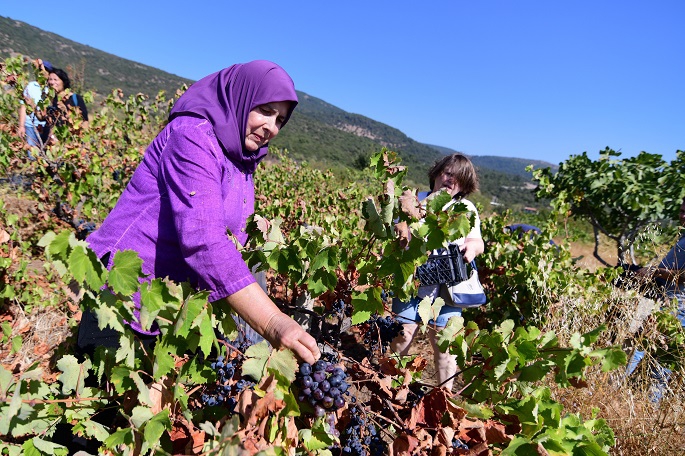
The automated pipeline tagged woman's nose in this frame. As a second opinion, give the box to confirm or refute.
[265,118,280,138]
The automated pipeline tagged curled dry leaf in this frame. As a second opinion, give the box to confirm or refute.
[394,221,410,249]
[399,190,422,219]
[391,433,420,456]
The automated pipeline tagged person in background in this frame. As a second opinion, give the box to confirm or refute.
[78,60,320,365]
[17,59,52,155]
[505,223,556,245]
[625,196,685,402]
[37,67,88,144]
[390,154,484,391]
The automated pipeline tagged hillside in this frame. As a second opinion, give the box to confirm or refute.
[0,15,555,209]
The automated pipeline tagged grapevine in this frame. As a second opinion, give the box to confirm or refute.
[0,55,635,455]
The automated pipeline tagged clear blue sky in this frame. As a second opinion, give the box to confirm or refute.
[3,1,683,165]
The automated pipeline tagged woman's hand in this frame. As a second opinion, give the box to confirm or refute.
[263,313,321,364]
[223,282,321,364]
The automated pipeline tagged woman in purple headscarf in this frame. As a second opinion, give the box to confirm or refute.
[79,60,320,364]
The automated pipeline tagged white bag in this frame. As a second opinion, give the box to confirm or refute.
[444,262,487,308]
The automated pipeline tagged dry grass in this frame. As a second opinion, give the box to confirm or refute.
[544,278,685,455]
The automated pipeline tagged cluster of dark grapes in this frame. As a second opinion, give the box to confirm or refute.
[296,360,350,417]
[73,218,97,240]
[452,438,468,449]
[200,335,254,410]
[331,299,346,316]
[202,355,236,408]
[339,406,386,455]
[362,314,404,354]
[380,289,393,301]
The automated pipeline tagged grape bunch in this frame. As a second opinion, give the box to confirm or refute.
[200,335,255,410]
[339,405,387,456]
[362,314,404,354]
[296,360,350,417]
[201,355,237,408]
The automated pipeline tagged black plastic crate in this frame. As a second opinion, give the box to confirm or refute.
[416,244,468,287]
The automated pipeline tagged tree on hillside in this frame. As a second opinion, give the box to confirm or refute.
[532,148,685,265]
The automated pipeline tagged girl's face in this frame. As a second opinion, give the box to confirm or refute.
[47,73,64,92]
[434,168,461,197]
[244,101,291,152]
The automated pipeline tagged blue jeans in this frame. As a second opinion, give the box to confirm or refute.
[24,124,40,160]
[392,296,461,328]
[626,302,685,403]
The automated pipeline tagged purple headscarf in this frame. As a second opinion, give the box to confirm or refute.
[170,60,298,173]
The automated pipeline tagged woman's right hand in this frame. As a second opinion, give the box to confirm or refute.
[263,313,321,364]
[223,283,321,364]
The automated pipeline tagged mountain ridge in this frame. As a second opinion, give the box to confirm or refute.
[0,15,556,208]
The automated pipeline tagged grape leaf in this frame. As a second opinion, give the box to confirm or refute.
[108,250,144,295]
[142,410,171,454]
[68,245,107,290]
[267,349,297,385]
[242,341,271,381]
[56,355,91,395]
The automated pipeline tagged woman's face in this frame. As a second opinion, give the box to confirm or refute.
[47,73,64,93]
[244,101,291,152]
[433,168,461,197]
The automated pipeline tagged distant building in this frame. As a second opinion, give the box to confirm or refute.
[523,207,538,214]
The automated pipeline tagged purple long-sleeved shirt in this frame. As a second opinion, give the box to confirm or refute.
[87,116,257,333]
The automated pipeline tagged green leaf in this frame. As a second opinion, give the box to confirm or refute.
[350,289,383,325]
[56,355,91,395]
[68,245,107,290]
[267,349,298,385]
[152,344,176,380]
[110,366,136,394]
[130,372,154,408]
[0,380,23,436]
[143,410,171,453]
[92,300,126,333]
[105,427,134,449]
[417,296,444,327]
[108,250,144,295]
[47,230,72,260]
[242,341,271,381]
[114,332,136,368]
[28,437,67,456]
[591,347,627,372]
[299,419,336,450]
[139,279,169,331]
[131,406,154,428]
[361,198,388,238]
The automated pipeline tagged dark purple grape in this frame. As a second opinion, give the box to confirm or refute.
[322,396,334,408]
[312,371,326,383]
[301,375,312,388]
[320,380,330,392]
[329,387,341,398]
[334,396,345,408]
[329,375,342,387]
[299,363,312,376]
[313,389,324,400]
[315,405,326,417]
